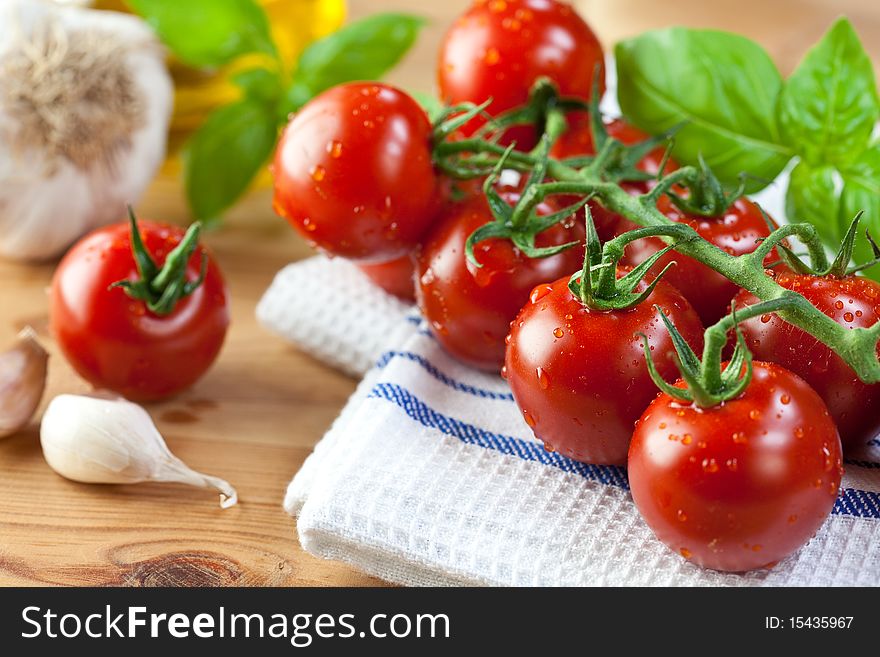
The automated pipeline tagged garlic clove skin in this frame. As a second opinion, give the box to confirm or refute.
[40,394,238,508]
[0,0,173,261]
[0,327,49,438]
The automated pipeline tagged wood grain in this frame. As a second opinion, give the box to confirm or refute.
[1,0,878,587]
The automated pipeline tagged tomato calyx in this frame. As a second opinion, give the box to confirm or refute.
[773,211,880,278]
[109,208,208,316]
[464,143,587,266]
[666,155,746,217]
[577,78,680,186]
[641,302,757,408]
[567,207,695,311]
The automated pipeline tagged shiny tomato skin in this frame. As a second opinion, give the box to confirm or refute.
[357,255,417,302]
[551,116,678,241]
[628,362,842,572]
[273,82,439,262]
[416,192,585,371]
[50,222,229,402]
[622,195,778,326]
[438,0,605,148]
[505,273,704,465]
[733,273,880,450]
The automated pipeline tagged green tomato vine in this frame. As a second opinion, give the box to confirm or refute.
[431,81,880,394]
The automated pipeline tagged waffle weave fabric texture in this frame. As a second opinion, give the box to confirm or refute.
[257,257,412,377]
[259,262,880,585]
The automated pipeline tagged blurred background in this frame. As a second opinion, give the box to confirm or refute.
[368,0,880,88]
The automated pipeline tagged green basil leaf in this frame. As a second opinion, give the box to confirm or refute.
[284,13,425,112]
[232,67,282,104]
[128,0,276,68]
[778,18,879,168]
[840,144,880,280]
[184,99,278,222]
[785,161,841,248]
[615,28,793,193]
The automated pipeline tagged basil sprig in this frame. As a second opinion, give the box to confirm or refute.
[130,1,425,223]
[616,18,880,280]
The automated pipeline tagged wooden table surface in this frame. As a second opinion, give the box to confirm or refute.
[1,0,878,587]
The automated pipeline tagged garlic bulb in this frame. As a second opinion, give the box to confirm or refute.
[0,0,173,261]
[0,327,48,438]
[41,394,238,508]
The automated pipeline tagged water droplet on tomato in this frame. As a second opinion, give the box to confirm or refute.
[844,311,854,322]
[310,165,325,182]
[732,431,747,444]
[553,327,564,338]
[529,284,553,304]
[658,422,667,430]
[752,544,762,552]
[749,409,761,420]
[677,509,687,522]
[302,218,317,232]
[327,140,343,158]
[760,314,771,324]
[522,409,536,428]
[794,427,805,438]
[725,458,738,472]
[702,458,719,473]
[536,367,549,389]
[780,393,790,405]
[500,365,508,380]
[834,300,844,310]
[488,0,507,14]
[679,547,692,559]
[682,434,692,445]
[484,47,501,65]
[542,441,555,453]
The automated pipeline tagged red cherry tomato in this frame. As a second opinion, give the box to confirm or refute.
[504,272,704,464]
[416,190,585,371]
[551,116,678,241]
[628,361,842,572]
[438,0,605,149]
[622,196,779,325]
[273,82,440,262]
[357,255,417,302]
[733,272,880,449]
[50,221,229,401]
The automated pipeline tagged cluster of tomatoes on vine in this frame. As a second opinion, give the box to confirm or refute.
[269,0,880,573]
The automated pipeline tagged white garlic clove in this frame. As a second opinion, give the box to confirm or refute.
[40,394,238,509]
[0,327,48,438]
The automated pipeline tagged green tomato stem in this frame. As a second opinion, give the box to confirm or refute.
[437,139,880,385]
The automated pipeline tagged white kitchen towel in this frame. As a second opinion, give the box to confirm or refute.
[257,257,413,377]
[280,310,880,586]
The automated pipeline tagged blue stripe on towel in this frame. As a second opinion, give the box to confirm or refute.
[376,351,515,401]
[368,382,880,520]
